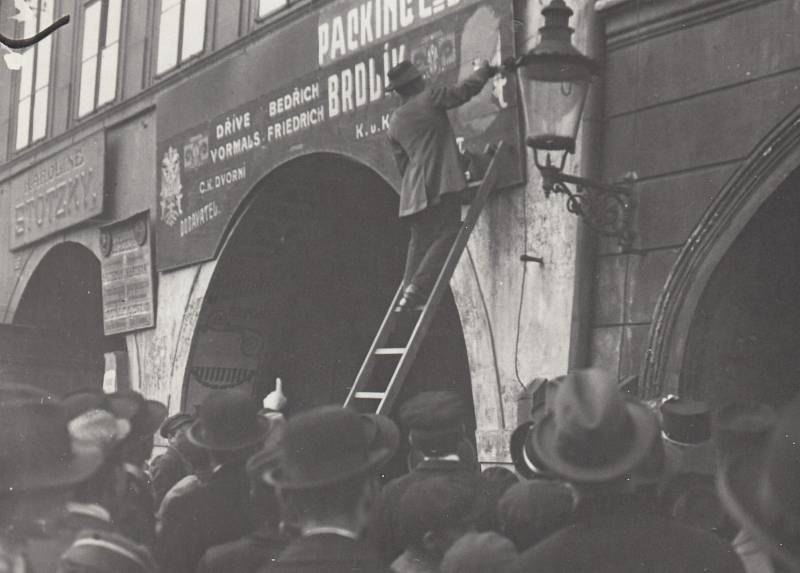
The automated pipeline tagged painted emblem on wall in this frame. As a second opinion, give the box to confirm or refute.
[159,146,184,227]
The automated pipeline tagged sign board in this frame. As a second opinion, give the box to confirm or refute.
[155,0,522,271]
[100,211,156,336]
[9,132,105,250]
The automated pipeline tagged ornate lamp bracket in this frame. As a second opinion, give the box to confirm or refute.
[536,153,636,251]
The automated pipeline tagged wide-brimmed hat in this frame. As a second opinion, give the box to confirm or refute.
[266,406,396,490]
[0,399,103,493]
[187,390,272,451]
[385,61,422,92]
[530,369,658,483]
[62,388,167,439]
[718,393,800,572]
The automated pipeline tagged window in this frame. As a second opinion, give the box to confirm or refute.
[78,0,123,117]
[156,0,207,75]
[258,0,288,19]
[14,0,54,151]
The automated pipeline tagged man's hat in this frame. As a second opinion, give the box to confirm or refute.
[718,392,800,572]
[0,399,103,493]
[159,413,194,439]
[187,390,272,451]
[62,388,167,439]
[529,369,658,483]
[400,391,467,438]
[510,378,563,478]
[60,530,158,573]
[385,61,422,92]
[265,406,397,490]
[660,397,716,476]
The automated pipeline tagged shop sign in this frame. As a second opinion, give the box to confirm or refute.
[8,132,105,250]
[100,211,155,336]
[156,0,521,271]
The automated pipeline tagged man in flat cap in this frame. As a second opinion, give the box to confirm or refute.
[150,412,194,506]
[386,59,498,311]
[369,391,479,563]
[264,406,399,572]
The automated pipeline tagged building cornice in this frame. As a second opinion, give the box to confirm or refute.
[596,0,778,50]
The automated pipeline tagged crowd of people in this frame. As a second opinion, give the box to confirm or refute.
[0,368,797,572]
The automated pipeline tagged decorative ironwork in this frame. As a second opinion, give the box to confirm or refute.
[0,15,70,50]
[536,153,635,251]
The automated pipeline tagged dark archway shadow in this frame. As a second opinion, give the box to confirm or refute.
[681,171,800,408]
[10,242,113,395]
[183,154,475,473]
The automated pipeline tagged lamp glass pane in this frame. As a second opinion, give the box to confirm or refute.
[519,70,590,151]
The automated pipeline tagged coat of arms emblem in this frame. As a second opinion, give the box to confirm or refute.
[160,146,183,227]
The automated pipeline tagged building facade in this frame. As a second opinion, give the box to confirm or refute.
[4,0,792,465]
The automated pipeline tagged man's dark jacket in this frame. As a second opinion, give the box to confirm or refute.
[196,525,287,573]
[151,444,188,506]
[506,494,746,573]
[264,533,391,573]
[368,458,478,563]
[157,461,253,573]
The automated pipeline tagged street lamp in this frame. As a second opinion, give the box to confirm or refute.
[510,0,634,250]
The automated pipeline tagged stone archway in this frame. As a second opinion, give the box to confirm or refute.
[642,105,800,399]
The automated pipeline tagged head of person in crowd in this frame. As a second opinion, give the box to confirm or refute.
[400,391,471,464]
[510,377,563,480]
[440,531,518,573]
[0,393,103,557]
[393,474,480,572]
[159,412,194,445]
[527,368,658,497]
[108,390,167,468]
[474,466,519,533]
[497,479,574,551]
[386,61,426,99]
[718,392,800,573]
[57,529,158,573]
[187,390,275,467]
[265,406,398,538]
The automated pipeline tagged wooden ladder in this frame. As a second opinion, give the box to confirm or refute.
[344,141,507,415]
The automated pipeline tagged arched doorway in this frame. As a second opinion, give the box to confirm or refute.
[10,242,115,395]
[681,171,800,408]
[183,154,474,434]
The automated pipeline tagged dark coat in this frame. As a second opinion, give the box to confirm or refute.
[264,533,391,573]
[157,460,253,573]
[151,444,188,506]
[368,458,478,563]
[506,494,746,573]
[387,67,493,217]
[196,526,287,573]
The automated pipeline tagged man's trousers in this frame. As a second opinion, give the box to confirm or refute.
[401,194,462,299]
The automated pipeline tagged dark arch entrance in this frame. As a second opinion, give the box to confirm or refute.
[184,154,474,427]
[681,169,800,408]
[10,242,114,395]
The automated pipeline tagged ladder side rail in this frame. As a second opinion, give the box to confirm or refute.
[344,283,406,407]
[376,141,506,414]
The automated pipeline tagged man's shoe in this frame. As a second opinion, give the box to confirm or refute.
[394,291,426,312]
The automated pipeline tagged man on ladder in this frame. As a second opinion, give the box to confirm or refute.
[386,59,499,311]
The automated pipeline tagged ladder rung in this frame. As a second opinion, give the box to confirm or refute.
[354,392,386,400]
[374,347,406,355]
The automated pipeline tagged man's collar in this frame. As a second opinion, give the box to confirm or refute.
[302,526,359,540]
[65,502,112,524]
[422,454,460,462]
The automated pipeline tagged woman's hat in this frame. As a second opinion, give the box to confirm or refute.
[385,61,422,92]
[0,400,103,493]
[187,390,272,451]
[265,406,397,490]
[62,388,167,440]
[529,369,658,483]
[718,393,800,572]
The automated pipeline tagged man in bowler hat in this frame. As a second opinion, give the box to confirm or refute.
[264,406,399,572]
[386,59,498,311]
[157,390,277,573]
[506,369,744,573]
[369,391,479,563]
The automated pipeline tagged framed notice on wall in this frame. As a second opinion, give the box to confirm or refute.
[100,211,156,336]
